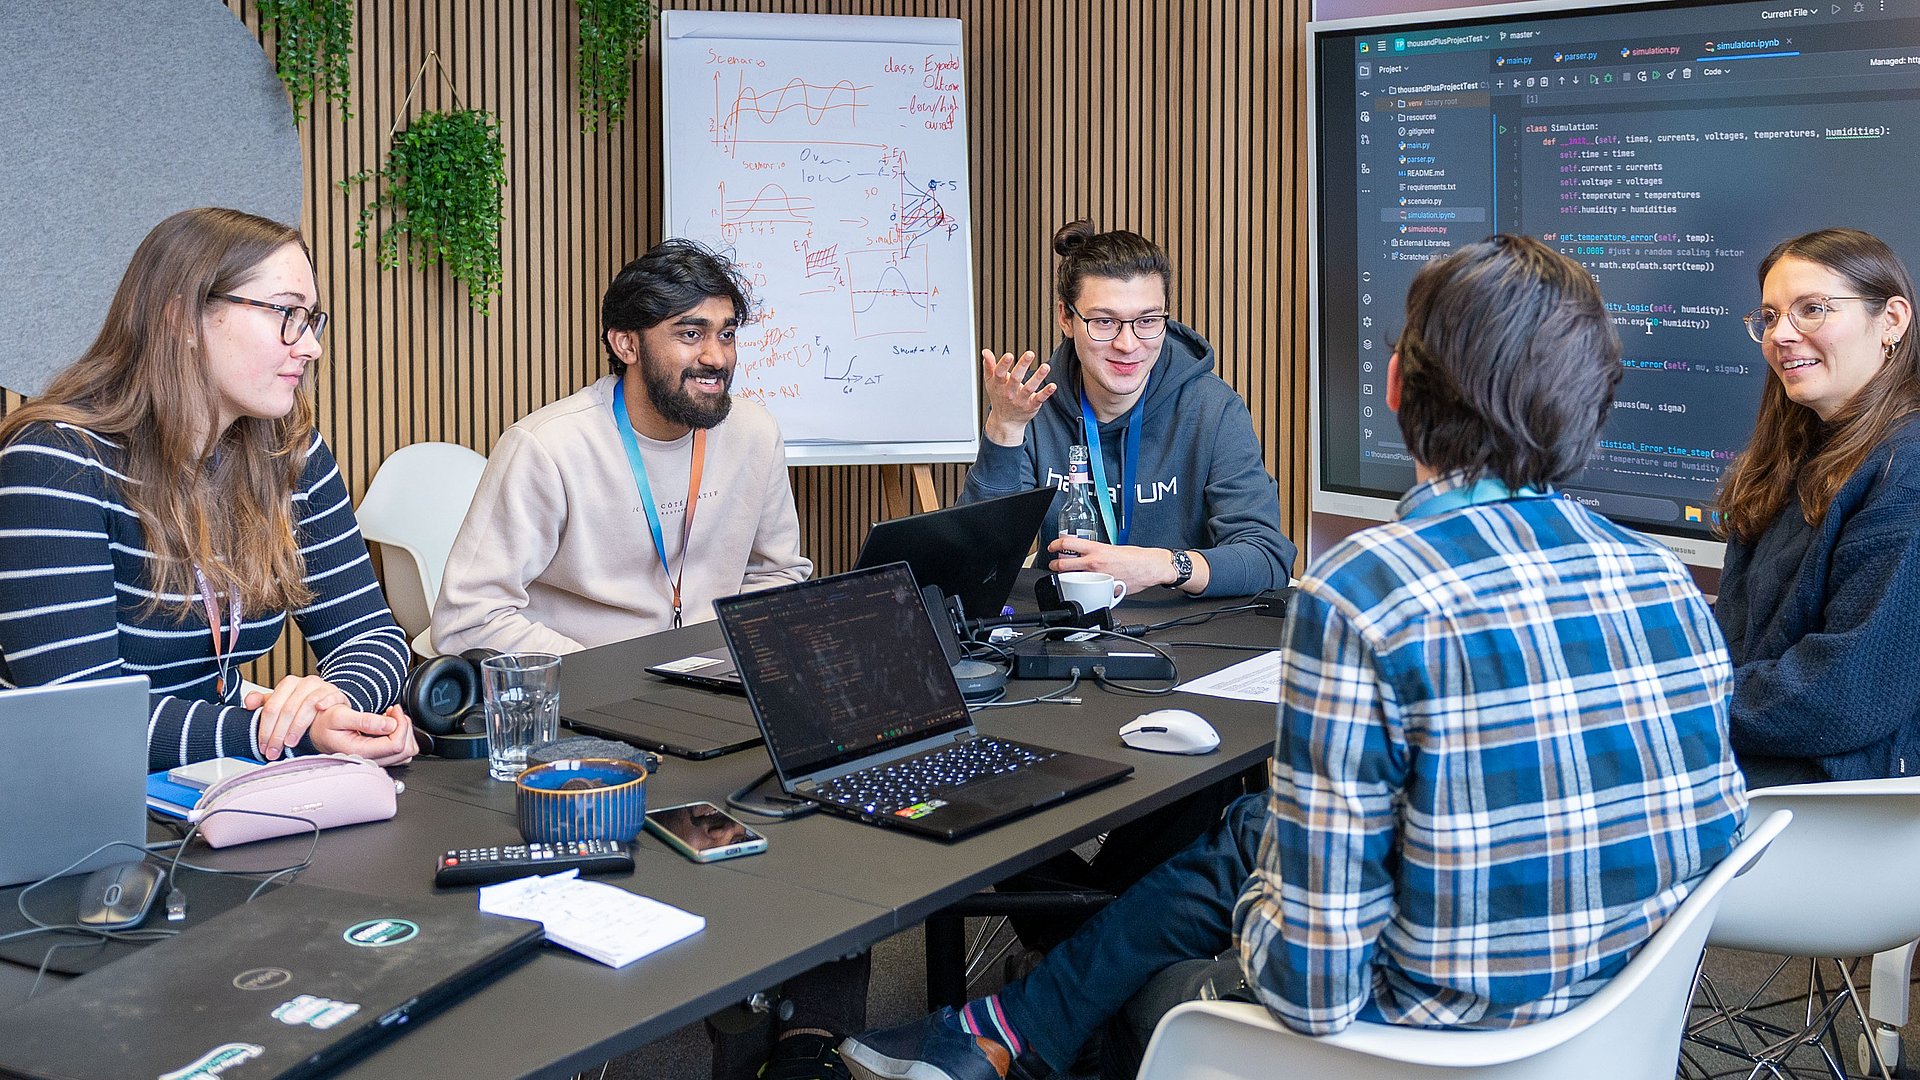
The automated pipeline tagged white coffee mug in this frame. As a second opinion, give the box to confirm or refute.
[1058,571,1128,613]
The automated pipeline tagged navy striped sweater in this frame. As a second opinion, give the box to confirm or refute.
[0,422,410,770]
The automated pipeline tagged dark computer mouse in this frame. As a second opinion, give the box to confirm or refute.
[75,860,166,930]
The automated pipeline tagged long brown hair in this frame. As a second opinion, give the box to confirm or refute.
[1718,228,1920,541]
[0,207,318,617]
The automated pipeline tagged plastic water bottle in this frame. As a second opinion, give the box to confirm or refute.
[1059,444,1100,543]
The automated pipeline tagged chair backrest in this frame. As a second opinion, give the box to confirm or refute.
[1136,809,1793,1080]
[1707,777,1920,957]
[355,442,488,646]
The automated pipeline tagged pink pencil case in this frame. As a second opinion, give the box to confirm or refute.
[188,754,400,848]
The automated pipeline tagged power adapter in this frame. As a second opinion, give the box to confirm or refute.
[1254,586,1295,618]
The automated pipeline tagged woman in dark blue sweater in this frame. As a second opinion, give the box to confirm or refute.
[0,208,415,771]
[1717,228,1920,784]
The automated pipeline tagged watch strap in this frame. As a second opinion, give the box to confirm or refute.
[1167,549,1194,589]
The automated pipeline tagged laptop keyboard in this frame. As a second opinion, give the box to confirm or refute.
[813,737,1058,815]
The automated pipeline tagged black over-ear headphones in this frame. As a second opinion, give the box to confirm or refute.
[401,648,499,758]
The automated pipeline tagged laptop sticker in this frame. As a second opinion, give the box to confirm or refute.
[273,995,363,1030]
[159,1043,265,1080]
[343,918,419,947]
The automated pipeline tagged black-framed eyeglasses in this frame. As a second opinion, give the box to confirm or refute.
[207,292,329,345]
[1067,304,1169,343]
[1743,296,1878,343]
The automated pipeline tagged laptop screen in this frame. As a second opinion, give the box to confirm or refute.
[714,564,973,779]
[853,486,1055,619]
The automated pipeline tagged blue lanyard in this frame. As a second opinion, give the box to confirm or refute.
[612,379,707,628]
[1080,391,1143,545]
[1402,478,1552,520]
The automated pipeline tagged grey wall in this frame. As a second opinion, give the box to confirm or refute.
[0,0,303,396]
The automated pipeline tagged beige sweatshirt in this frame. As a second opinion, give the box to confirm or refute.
[431,376,812,654]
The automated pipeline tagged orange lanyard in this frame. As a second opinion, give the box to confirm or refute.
[193,567,241,698]
[614,383,709,629]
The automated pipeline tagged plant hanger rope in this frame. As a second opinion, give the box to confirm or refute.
[343,50,505,313]
[385,50,467,141]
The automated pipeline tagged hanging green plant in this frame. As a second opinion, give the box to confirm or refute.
[258,0,354,122]
[576,0,654,131]
[342,109,507,313]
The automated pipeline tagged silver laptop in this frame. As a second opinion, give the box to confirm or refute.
[0,676,150,886]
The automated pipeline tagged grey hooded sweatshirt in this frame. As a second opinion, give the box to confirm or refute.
[959,321,1296,596]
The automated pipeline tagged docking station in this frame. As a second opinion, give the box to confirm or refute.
[1009,636,1176,681]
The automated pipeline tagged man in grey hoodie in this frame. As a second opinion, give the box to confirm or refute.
[962,223,1298,959]
[960,222,1296,596]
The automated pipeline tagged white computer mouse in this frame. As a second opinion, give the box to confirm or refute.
[1119,709,1220,755]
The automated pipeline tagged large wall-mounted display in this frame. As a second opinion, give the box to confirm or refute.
[1311,0,1920,567]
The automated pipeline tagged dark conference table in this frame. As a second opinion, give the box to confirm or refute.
[177,589,1286,1078]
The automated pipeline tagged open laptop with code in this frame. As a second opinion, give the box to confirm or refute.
[0,883,543,1080]
[713,563,1132,841]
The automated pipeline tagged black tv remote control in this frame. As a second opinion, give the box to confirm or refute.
[434,839,634,887]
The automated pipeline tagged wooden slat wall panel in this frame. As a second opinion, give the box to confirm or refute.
[0,0,1311,686]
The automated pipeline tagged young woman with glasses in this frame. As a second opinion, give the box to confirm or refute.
[961,220,1296,598]
[1716,226,1920,785]
[0,207,416,770]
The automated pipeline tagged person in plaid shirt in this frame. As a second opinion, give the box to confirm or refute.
[841,236,1749,1080]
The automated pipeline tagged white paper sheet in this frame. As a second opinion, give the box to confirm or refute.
[479,870,705,968]
[1175,651,1286,704]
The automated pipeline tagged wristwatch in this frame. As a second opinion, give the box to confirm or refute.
[1166,549,1194,590]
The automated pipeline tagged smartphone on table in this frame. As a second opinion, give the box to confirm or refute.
[644,801,768,863]
[166,756,265,790]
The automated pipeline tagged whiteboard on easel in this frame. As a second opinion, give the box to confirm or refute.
[662,11,979,466]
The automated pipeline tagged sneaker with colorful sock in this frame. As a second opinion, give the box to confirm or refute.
[760,1030,853,1080]
[838,1005,1014,1080]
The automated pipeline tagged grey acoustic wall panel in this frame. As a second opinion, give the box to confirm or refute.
[0,0,303,396]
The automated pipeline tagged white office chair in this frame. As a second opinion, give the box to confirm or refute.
[1685,777,1920,1080]
[1134,809,1792,1080]
[355,442,488,658]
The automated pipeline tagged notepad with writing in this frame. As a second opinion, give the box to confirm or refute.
[478,870,705,968]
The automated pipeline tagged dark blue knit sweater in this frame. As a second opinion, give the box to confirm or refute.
[1717,416,1920,781]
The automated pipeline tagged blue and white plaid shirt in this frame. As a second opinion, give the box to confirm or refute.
[1235,473,1748,1034]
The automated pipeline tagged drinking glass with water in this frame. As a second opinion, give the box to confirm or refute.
[482,653,562,781]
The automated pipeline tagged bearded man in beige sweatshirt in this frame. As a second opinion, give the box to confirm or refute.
[432,241,860,1079]
[434,239,812,656]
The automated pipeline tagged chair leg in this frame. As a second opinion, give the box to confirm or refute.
[1689,954,1883,1080]
[1838,956,1901,1080]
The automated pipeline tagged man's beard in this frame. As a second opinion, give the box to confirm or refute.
[641,353,734,430]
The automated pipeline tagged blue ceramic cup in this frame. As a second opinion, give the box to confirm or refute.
[514,758,648,844]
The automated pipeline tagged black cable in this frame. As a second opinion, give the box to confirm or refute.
[1135,603,1263,635]
[12,840,184,1000]
[726,769,819,820]
[163,808,321,911]
[970,672,1083,710]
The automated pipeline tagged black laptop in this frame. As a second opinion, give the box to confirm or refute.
[0,883,543,1080]
[713,563,1132,841]
[564,678,763,761]
[852,487,1056,619]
